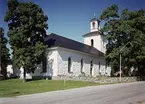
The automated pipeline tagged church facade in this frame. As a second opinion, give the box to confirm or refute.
[14,17,111,78]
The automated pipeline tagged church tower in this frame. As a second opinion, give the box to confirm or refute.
[90,16,100,32]
[83,15,106,53]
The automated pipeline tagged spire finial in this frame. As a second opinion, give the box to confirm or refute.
[94,13,96,17]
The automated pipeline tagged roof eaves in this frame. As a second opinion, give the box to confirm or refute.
[83,31,100,37]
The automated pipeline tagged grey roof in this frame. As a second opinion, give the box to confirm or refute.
[90,17,100,22]
[44,33,104,56]
[83,31,100,37]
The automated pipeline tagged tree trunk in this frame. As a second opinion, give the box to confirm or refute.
[0,32,2,80]
[23,68,26,82]
[1,65,7,79]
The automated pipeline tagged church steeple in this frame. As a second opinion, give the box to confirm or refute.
[83,14,106,53]
[90,14,100,32]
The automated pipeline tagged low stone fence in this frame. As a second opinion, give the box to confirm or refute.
[52,76,145,83]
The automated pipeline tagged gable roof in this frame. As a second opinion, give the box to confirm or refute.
[44,33,104,56]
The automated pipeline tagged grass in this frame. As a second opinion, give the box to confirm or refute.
[0,79,99,97]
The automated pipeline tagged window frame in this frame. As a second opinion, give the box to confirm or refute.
[92,22,95,29]
[68,57,72,73]
[81,59,83,73]
[90,60,93,75]
[91,39,94,47]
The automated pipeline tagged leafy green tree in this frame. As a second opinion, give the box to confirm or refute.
[0,27,10,79]
[0,28,2,77]
[100,4,145,76]
[4,0,48,82]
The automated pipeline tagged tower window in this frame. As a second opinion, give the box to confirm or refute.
[91,39,94,47]
[81,59,83,73]
[90,61,93,75]
[92,22,95,29]
[68,57,72,73]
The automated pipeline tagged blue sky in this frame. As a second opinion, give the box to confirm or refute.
[0,0,145,53]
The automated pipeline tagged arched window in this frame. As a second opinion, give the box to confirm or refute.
[81,59,83,73]
[90,61,93,75]
[91,39,94,47]
[68,57,72,73]
[99,62,101,73]
[92,22,95,29]
[105,65,107,75]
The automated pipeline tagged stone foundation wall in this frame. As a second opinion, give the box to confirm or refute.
[52,76,145,83]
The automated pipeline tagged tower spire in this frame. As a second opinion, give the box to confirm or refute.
[94,13,96,18]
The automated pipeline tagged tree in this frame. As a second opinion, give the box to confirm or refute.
[0,28,2,77]
[4,0,48,82]
[0,27,10,79]
[100,4,145,76]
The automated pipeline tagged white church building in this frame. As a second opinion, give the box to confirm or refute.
[14,17,111,79]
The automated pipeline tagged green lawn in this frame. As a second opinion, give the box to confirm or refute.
[0,79,99,97]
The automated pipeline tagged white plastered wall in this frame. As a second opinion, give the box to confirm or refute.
[84,34,102,51]
[46,48,58,76]
[14,47,111,78]
[55,47,111,77]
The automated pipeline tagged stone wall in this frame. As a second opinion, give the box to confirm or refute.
[52,76,145,83]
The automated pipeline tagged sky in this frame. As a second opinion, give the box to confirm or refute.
[0,0,145,54]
